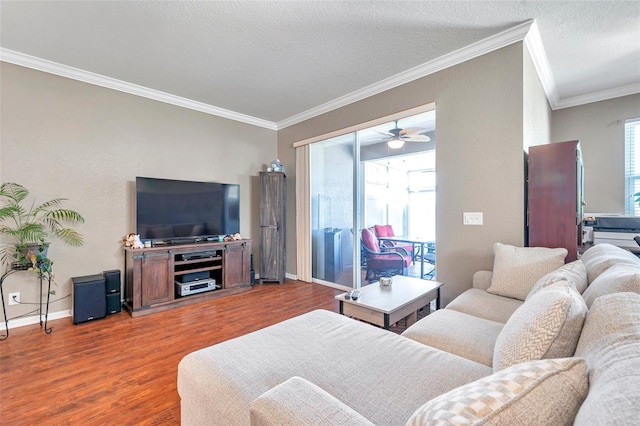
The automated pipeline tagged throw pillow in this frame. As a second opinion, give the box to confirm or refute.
[487,243,567,301]
[579,243,640,283]
[581,264,640,308]
[406,358,588,426]
[527,260,588,300]
[374,224,394,237]
[573,293,640,425]
[493,281,587,371]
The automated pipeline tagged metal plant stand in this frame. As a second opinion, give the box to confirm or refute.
[0,263,53,340]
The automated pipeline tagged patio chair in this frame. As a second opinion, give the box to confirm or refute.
[421,242,436,279]
[373,224,414,260]
[361,228,411,282]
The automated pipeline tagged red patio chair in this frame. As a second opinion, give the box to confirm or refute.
[373,224,414,260]
[361,228,411,282]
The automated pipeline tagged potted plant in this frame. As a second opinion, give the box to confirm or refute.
[0,182,84,283]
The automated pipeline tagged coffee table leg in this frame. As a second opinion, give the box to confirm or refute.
[436,287,441,310]
[384,314,390,329]
[406,311,418,327]
[339,300,344,315]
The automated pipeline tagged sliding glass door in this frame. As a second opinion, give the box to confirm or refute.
[310,134,357,289]
[303,107,436,290]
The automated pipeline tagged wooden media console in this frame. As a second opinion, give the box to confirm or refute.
[124,239,252,317]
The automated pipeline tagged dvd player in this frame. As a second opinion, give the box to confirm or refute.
[175,278,218,297]
[180,250,219,261]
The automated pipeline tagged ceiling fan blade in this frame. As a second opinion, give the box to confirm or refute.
[367,137,393,143]
[399,127,428,136]
[403,135,431,142]
[376,131,394,137]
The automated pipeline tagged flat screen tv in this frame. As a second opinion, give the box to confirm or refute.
[136,177,240,243]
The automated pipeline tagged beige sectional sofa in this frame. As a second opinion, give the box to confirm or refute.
[178,243,640,425]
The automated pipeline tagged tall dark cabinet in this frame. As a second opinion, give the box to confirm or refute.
[259,172,286,284]
[528,140,584,262]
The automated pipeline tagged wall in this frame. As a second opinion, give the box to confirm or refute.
[0,63,277,322]
[552,94,640,214]
[523,45,552,150]
[278,43,526,305]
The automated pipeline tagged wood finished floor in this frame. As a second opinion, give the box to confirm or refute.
[0,280,342,425]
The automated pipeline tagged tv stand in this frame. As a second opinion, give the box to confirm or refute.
[123,239,251,317]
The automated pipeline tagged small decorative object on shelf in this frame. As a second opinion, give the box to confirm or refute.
[122,233,144,249]
[267,159,285,173]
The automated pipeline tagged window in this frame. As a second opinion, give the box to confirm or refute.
[625,117,640,215]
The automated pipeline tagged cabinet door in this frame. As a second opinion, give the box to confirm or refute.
[224,241,251,288]
[259,172,286,283]
[140,252,173,306]
[528,140,580,262]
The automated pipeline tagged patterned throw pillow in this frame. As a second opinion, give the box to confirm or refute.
[527,260,588,299]
[487,243,567,301]
[493,281,587,371]
[407,358,588,426]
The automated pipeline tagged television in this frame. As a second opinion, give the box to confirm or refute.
[135,177,240,243]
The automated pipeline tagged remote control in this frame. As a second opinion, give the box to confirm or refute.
[350,290,360,300]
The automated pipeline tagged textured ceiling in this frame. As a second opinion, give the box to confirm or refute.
[1,1,639,127]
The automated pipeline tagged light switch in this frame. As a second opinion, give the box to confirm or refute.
[463,212,483,226]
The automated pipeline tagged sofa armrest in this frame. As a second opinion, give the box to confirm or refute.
[473,270,493,290]
[250,376,375,426]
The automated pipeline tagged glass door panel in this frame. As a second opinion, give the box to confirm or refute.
[310,134,356,289]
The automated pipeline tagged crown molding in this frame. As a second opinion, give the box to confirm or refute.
[277,20,534,129]
[524,20,559,108]
[0,48,278,130]
[554,82,640,110]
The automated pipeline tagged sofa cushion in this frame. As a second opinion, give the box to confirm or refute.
[402,309,504,367]
[581,264,640,308]
[579,243,640,283]
[493,281,587,371]
[178,309,493,425]
[406,357,588,426]
[250,376,375,426]
[574,293,640,425]
[487,243,567,301]
[472,270,493,290]
[527,260,588,299]
[446,288,523,324]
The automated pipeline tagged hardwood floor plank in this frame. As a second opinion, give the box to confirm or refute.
[0,280,341,425]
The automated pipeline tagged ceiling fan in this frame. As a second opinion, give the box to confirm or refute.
[375,121,431,149]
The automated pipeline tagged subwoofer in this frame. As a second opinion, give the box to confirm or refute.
[72,274,106,324]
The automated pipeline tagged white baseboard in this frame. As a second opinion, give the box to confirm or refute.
[6,310,71,330]
[285,272,298,280]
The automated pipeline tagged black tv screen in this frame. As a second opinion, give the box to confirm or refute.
[136,177,240,242]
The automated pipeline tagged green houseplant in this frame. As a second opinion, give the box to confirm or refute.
[0,182,85,283]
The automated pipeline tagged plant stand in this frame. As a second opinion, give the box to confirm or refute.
[0,263,52,340]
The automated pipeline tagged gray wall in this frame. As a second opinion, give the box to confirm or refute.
[0,62,277,320]
[279,43,528,305]
[523,45,552,149]
[552,94,640,214]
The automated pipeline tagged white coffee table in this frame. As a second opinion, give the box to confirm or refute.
[335,275,443,329]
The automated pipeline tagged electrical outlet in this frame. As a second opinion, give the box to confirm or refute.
[463,212,483,226]
[9,292,20,306]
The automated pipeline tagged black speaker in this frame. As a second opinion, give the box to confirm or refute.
[72,274,106,324]
[103,269,121,293]
[106,292,122,314]
[176,270,210,283]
